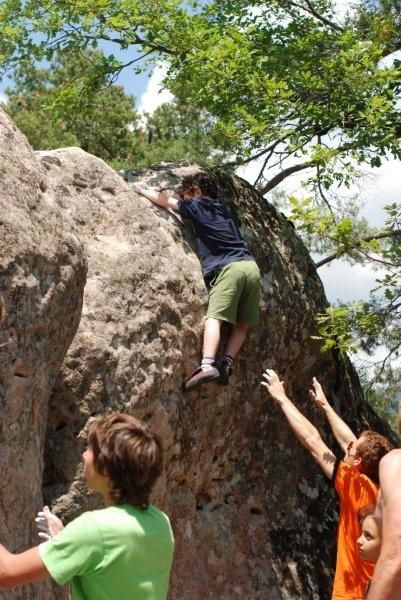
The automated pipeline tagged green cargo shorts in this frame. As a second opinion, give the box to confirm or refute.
[207,260,261,327]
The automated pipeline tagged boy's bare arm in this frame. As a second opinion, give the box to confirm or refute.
[309,377,357,454]
[262,370,337,479]
[132,185,179,211]
[0,545,49,589]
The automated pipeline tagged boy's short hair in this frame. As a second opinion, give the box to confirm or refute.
[88,413,163,508]
[358,430,394,484]
[180,172,219,199]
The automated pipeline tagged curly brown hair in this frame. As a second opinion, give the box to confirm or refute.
[88,413,163,508]
[180,172,219,199]
[357,430,394,484]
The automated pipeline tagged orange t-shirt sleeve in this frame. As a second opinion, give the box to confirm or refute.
[334,460,378,507]
[333,460,351,496]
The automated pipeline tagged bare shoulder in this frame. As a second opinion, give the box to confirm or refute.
[380,449,401,490]
[381,448,401,471]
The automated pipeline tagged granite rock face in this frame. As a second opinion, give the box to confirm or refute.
[0,107,394,600]
[0,111,86,600]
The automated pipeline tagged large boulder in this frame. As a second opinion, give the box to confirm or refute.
[0,105,395,598]
[0,111,86,600]
[34,153,394,599]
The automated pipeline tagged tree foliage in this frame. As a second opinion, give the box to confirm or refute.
[1,1,399,178]
[2,48,219,166]
[123,99,226,168]
[2,50,143,161]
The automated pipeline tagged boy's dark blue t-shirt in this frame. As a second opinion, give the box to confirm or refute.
[177,196,254,281]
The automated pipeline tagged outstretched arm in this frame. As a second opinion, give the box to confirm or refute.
[262,369,336,479]
[309,377,356,454]
[0,545,49,589]
[368,450,401,599]
[132,185,179,211]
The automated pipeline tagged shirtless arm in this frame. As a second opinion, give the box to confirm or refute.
[368,449,401,599]
[0,545,49,589]
[262,369,337,479]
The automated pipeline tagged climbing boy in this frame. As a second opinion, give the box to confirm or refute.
[133,172,261,391]
[0,413,174,599]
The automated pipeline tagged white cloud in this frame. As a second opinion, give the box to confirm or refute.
[333,0,353,22]
[379,49,401,68]
[137,64,174,117]
[360,158,401,226]
[0,92,8,105]
[318,261,385,303]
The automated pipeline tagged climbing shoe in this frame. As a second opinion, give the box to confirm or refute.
[184,365,220,392]
[216,361,231,386]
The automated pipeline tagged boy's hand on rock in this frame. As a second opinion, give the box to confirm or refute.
[35,505,64,541]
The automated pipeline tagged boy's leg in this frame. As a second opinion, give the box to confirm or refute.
[184,317,222,390]
[184,261,259,390]
[184,265,240,391]
[218,322,248,385]
[218,261,260,383]
[224,322,248,359]
[202,317,223,369]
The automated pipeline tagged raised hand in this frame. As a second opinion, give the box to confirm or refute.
[309,377,329,410]
[35,506,64,541]
[261,368,287,403]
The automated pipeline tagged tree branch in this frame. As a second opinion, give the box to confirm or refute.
[96,33,175,56]
[259,161,315,194]
[316,155,334,214]
[365,340,401,392]
[315,229,401,268]
[226,138,286,168]
[286,0,344,31]
[358,250,401,268]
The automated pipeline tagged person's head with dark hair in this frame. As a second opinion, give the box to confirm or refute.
[179,172,219,200]
[85,412,163,508]
[347,430,394,484]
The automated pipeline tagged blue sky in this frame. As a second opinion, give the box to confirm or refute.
[98,41,152,104]
[0,40,152,108]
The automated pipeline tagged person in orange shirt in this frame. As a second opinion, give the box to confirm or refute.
[261,369,393,600]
